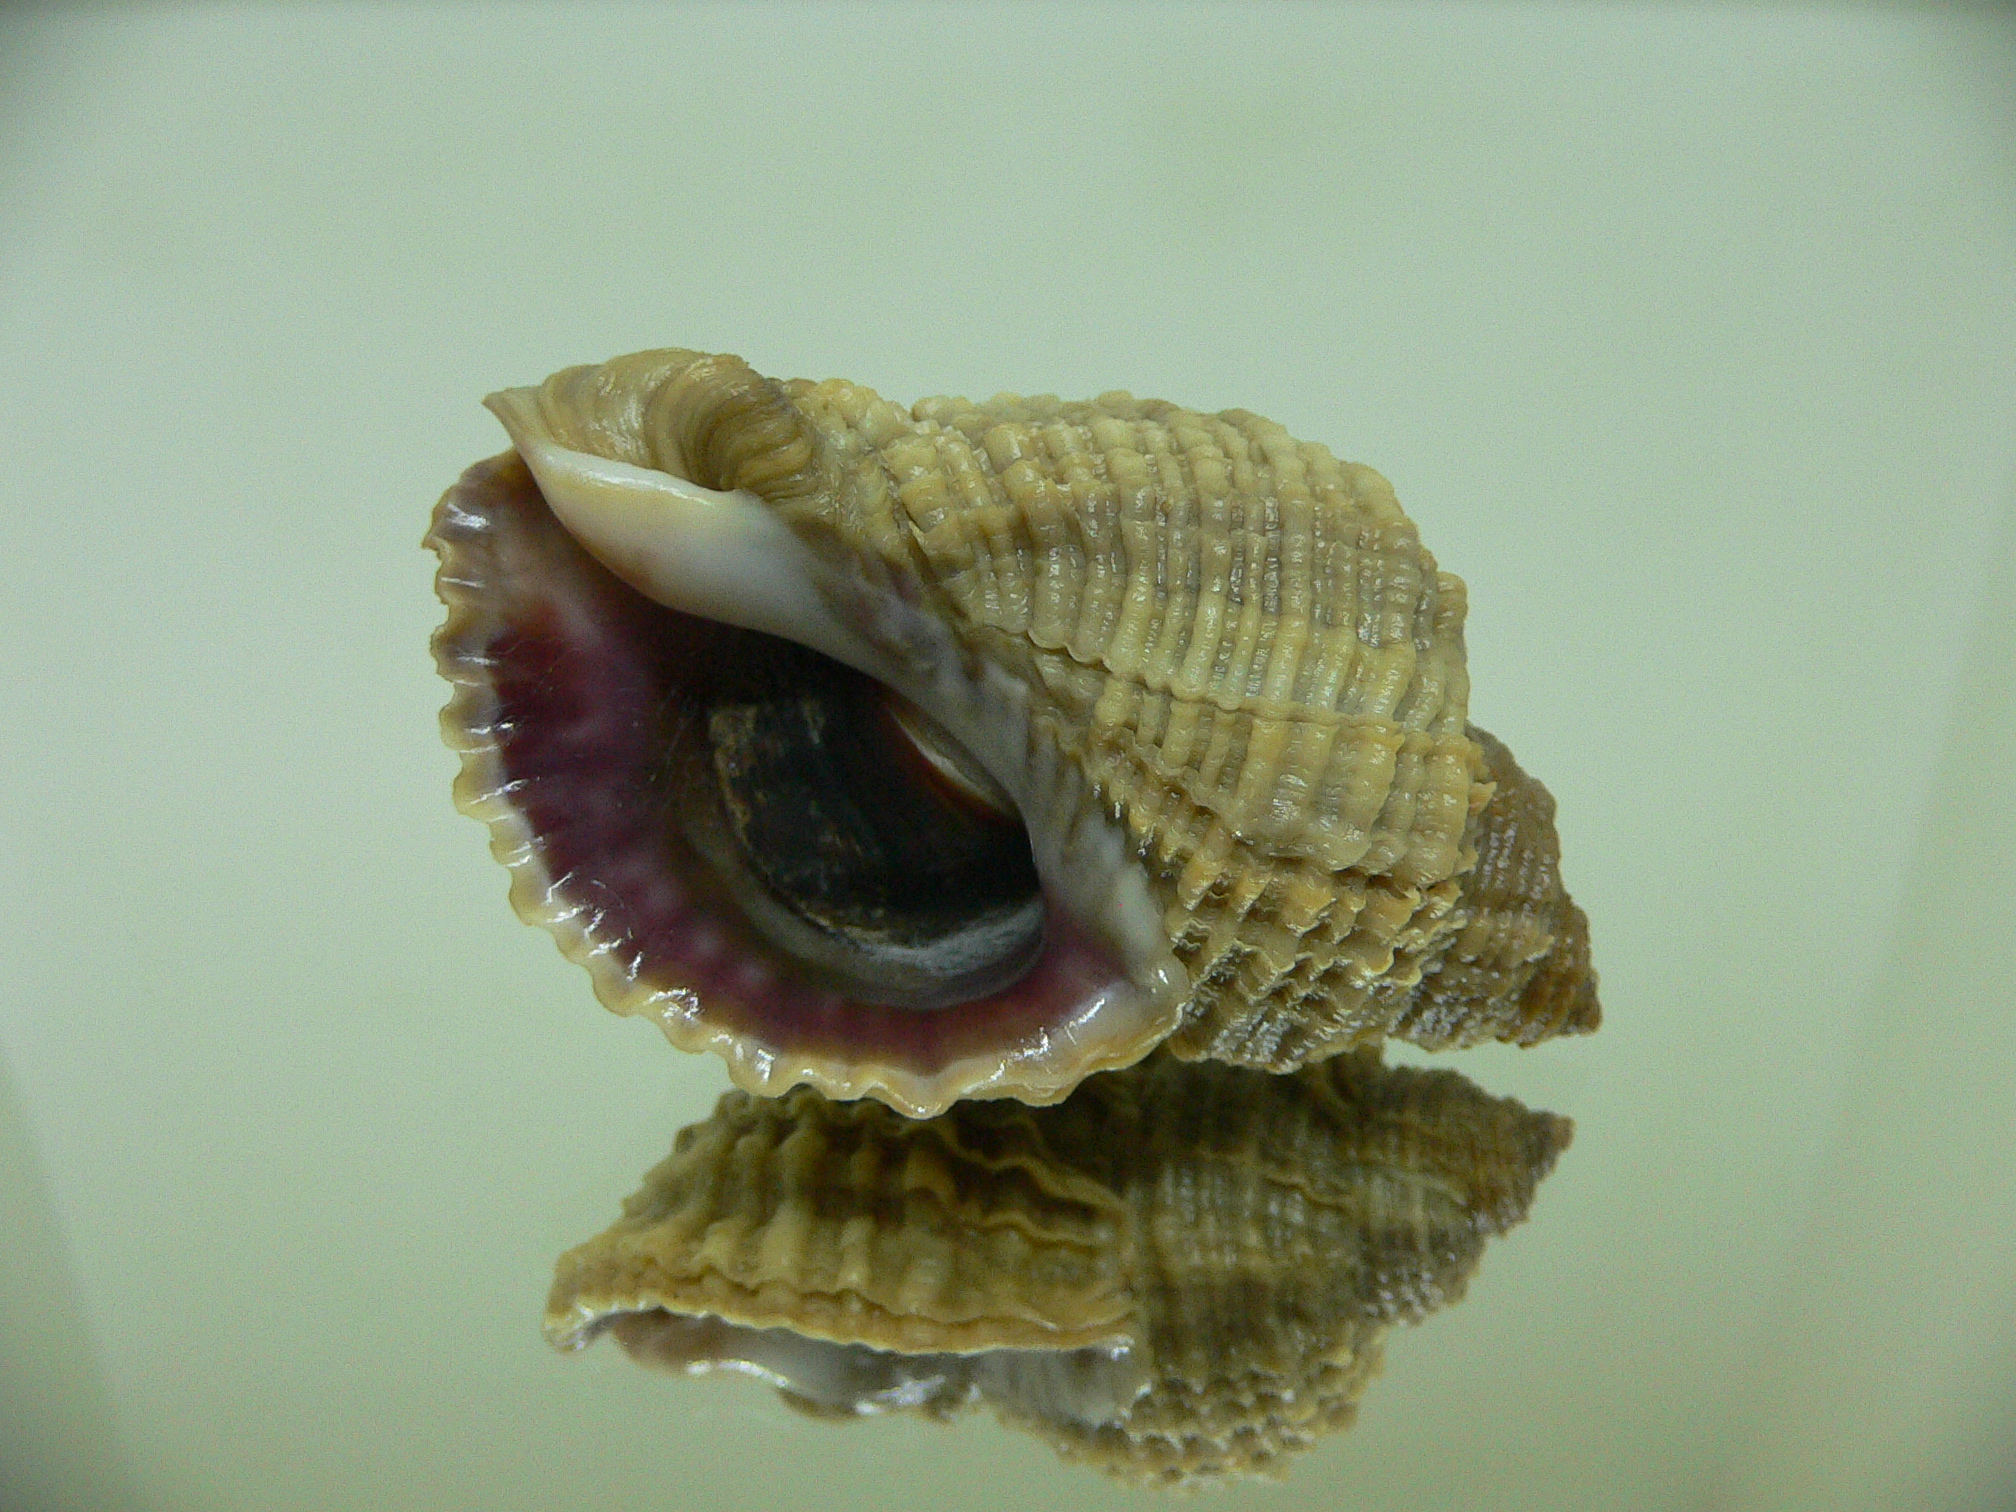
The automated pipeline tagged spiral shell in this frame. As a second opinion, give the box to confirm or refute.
[429,349,1598,1113]
[546,1051,1570,1488]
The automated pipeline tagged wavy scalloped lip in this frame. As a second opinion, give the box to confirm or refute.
[426,451,1184,1118]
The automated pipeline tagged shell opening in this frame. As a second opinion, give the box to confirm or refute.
[485,385,1067,1010]
[429,442,1184,1115]
[477,397,1064,1020]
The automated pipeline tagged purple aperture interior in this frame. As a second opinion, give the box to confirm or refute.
[435,453,1121,1079]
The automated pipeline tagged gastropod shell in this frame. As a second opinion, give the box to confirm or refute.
[428,350,1598,1115]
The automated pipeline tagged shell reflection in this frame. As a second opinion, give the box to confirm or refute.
[546,1050,1570,1488]
[429,350,1599,1115]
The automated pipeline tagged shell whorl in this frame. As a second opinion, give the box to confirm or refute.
[521,350,828,504]
[545,1084,1132,1358]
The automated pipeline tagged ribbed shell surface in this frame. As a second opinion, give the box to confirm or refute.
[547,1087,1130,1357]
[785,378,1488,1066]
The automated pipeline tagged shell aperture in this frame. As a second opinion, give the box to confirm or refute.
[429,449,1178,1116]
[428,349,1599,1115]
[545,1050,1572,1488]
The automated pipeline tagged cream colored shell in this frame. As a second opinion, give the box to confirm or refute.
[547,1051,1571,1487]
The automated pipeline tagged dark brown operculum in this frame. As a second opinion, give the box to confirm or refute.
[669,628,1045,1010]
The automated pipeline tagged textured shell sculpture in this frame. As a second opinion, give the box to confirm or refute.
[428,349,1598,1115]
[546,1051,1571,1488]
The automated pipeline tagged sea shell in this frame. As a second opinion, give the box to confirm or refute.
[428,349,1598,1115]
[545,1050,1571,1488]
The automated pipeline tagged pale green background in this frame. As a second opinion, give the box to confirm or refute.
[2,4,2012,1510]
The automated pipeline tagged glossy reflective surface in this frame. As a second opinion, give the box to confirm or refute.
[2,7,2012,1512]
[546,1053,1570,1488]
